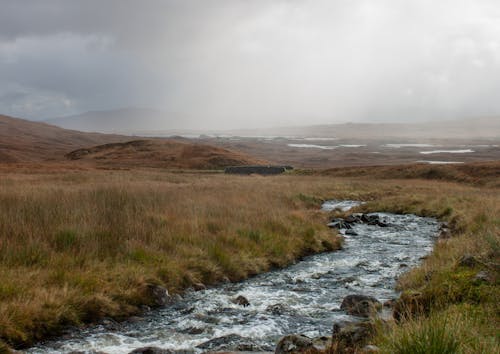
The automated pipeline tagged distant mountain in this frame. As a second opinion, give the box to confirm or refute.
[0,114,128,163]
[224,117,500,140]
[45,108,500,139]
[45,108,186,134]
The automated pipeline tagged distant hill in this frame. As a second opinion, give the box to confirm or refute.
[225,117,500,140]
[0,114,128,163]
[0,114,265,168]
[45,108,500,139]
[66,139,267,169]
[45,107,186,133]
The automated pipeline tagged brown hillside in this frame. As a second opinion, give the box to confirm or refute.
[66,139,267,169]
[0,114,128,162]
[319,160,500,187]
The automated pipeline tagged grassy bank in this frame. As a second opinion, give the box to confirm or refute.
[0,165,498,352]
[321,162,499,353]
[0,170,347,350]
[364,181,499,353]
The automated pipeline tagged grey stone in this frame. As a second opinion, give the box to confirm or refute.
[145,284,171,307]
[332,321,374,349]
[340,294,381,317]
[231,295,250,307]
[129,347,173,354]
[192,282,206,291]
[361,344,381,353]
[458,254,477,267]
[474,270,492,283]
[275,334,314,354]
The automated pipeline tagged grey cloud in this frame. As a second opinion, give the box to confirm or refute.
[0,0,499,128]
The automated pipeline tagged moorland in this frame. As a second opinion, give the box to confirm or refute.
[0,114,498,353]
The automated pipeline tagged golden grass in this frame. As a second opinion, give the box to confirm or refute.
[0,166,498,352]
[0,170,348,349]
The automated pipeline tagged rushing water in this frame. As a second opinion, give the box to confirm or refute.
[28,201,440,354]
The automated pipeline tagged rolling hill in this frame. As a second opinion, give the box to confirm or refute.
[65,139,267,169]
[0,114,128,163]
[0,114,265,168]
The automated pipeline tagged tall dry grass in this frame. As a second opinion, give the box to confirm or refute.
[0,170,351,349]
[0,168,498,352]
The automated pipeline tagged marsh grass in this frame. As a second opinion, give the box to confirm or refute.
[0,168,498,352]
[377,305,499,354]
[0,170,349,349]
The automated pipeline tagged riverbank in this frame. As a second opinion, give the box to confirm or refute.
[28,207,440,352]
[0,165,498,352]
[365,182,499,353]
[0,170,345,351]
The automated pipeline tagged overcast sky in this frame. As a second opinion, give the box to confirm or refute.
[1,0,500,129]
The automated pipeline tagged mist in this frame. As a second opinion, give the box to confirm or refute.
[1,0,500,129]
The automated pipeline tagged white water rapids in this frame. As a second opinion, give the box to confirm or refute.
[28,201,440,353]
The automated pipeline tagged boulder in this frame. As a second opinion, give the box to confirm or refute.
[266,303,286,315]
[345,229,358,236]
[179,326,205,335]
[361,344,381,353]
[192,282,206,291]
[331,321,374,350]
[144,284,171,307]
[327,218,352,229]
[266,303,296,316]
[231,295,250,307]
[312,336,332,351]
[345,214,362,223]
[129,347,172,354]
[361,214,379,224]
[376,221,389,227]
[474,270,492,283]
[340,294,381,317]
[458,254,477,267]
[275,334,315,354]
[196,333,267,352]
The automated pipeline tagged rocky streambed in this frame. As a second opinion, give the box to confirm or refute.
[28,201,440,353]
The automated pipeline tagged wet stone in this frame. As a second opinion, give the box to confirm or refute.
[340,294,382,317]
[231,295,250,307]
[129,347,173,354]
[145,284,171,307]
[332,321,374,349]
[275,334,314,354]
[196,333,268,352]
[178,326,206,335]
[192,283,206,291]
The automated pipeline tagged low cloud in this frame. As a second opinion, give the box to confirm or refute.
[1,0,499,128]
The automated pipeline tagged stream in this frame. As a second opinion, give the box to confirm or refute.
[28,201,440,353]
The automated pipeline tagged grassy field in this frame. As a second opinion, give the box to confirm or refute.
[0,164,498,352]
